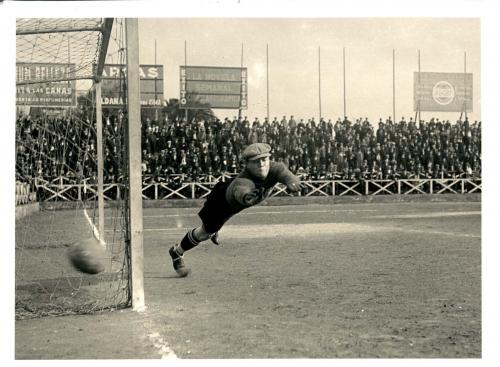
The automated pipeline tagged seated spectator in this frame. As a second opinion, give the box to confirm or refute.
[15,113,481,188]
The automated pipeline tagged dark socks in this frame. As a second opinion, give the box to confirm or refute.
[174,228,200,255]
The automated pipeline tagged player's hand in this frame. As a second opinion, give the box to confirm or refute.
[286,182,304,193]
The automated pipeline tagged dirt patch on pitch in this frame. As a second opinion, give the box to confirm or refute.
[15,203,481,358]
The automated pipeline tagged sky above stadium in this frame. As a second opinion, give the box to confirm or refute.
[131,17,480,123]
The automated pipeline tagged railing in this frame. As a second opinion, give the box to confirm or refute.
[31,177,482,202]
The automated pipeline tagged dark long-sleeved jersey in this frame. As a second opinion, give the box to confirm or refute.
[225,161,300,210]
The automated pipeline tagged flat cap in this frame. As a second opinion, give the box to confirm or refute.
[242,143,271,161]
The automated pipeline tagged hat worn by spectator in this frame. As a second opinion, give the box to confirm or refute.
[242,143,271,161]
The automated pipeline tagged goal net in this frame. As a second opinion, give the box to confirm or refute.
[15,18,132,318]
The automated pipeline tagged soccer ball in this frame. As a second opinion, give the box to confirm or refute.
[67,237,106,274]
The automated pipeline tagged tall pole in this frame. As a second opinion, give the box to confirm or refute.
[68,36,71,119]
[95,81,105,246]
[464,51,467,120]
[416,49,421,123]
[154,39,158,121]
[266,43,269,122]
[318,46,322,119]
[184,40,188,122]
[239,43,243,120]
[343,47,346,119]
[125,18,145,312]
[393,49,396,123]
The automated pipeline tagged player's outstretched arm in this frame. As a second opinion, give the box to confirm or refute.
[286,181,306,194]
[227,178,262,207]
[273,162,305,194]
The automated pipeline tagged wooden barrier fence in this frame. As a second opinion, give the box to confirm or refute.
[29,177,482,202]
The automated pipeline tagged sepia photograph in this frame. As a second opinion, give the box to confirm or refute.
[2,0,498,363]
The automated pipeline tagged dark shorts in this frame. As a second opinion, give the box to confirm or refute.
[198,180,243,234]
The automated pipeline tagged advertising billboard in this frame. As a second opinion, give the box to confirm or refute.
[180,66,247,109]
[100,64,164,108]
[414,72,473,112]
[16,63,77,107]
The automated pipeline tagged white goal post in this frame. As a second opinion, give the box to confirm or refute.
[125,18,145,312]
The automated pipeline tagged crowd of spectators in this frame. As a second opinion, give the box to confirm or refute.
[139,114,482,181]
[16,114,97,182]
[15,113,481,184]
